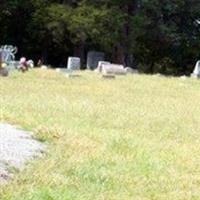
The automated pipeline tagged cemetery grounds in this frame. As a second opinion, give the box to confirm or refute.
[1,69,200,199]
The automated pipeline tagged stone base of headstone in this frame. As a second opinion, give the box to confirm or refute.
[41,65,48,70]
[102,64,127,75]
[0,68,9,77]
[125,67,138,74]
[6,61,19,71]
[66,74,81,78]
[180,75,188,80]
[56,68,61,72]
[56,68,72,73]
[102,74,116,79]
[191,73,200,78]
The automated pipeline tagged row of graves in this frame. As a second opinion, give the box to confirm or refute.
[0,45,34,77]
[36,50,200,79]
[2,47,200,78]
[55,51,138,79]
[64,51,200,78]
[64,53,200,80]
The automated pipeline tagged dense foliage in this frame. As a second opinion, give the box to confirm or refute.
[1,0,200,74]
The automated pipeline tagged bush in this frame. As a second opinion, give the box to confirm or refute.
[153,57,177,75]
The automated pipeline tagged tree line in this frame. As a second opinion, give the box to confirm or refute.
[1,0,200,75]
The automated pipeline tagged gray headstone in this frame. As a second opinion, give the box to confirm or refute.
[87,51,105,70]
[192,61,200,78]
[67,57,80,70]
[102,64,127,75]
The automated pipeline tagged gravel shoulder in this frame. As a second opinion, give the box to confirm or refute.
[0,124,45,183]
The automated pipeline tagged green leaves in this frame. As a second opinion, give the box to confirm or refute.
[0,0,200,74]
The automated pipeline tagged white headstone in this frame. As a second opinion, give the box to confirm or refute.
[192,61,200,78]
[96,61,111,73]
[67,57,80,70]
[102,64,127,75]
[87,51,105,70]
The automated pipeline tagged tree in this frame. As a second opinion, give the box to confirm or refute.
[0,0,200,74]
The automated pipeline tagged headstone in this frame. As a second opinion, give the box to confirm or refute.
[87,51,105,70]
[191,61,200,78]
[102,64,127,75]
[67,57,80,70]
[96,61,111,73]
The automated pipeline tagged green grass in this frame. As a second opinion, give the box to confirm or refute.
[1,69,200,199]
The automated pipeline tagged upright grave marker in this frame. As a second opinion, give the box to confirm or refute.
[87,51,105,70]
[192,61,200,78]
[67,57,81,70]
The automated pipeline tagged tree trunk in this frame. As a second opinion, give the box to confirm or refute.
[74,41,85,68]
[112,1,140,66]
[42,48,48,65]
[112,43,125,65]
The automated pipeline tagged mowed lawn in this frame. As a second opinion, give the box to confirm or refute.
[1,69,200,200]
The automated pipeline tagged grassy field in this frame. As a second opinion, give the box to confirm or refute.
[1,69,200,200]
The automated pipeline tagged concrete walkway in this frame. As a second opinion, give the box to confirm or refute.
[0,124,45,183]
